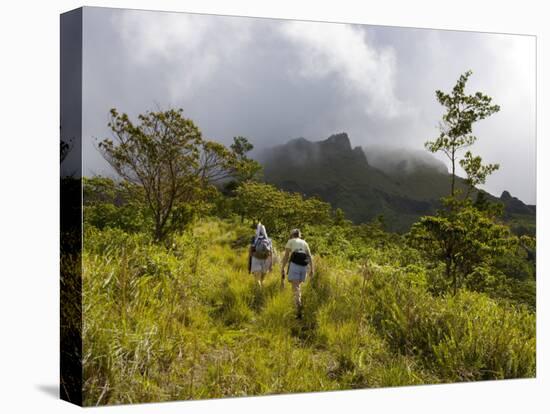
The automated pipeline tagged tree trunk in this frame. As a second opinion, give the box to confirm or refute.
[451,151,456,197]
[445,255,458,296]
[154,215,164,242]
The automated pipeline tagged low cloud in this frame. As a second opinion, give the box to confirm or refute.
[280,21,410,119]
[365,145,448,175]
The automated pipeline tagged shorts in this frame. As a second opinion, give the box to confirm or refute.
[288,262,308,282]
[251,256,271,273]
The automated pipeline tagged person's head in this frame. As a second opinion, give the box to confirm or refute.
[290,228,301,239]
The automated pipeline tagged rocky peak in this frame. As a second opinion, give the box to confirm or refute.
[500,190,512,201]
[323,133,352,151]
[500,190,535,215]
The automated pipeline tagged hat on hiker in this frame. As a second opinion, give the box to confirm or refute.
[290,228,301,238]
[256,223,268,240]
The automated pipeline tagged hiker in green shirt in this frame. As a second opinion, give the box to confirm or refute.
[280,228,314,318]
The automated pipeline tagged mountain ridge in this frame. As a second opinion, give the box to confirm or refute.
[258,133,535,233]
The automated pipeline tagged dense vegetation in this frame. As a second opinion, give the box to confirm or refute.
[80,72,536,406]
[82,175,536,405]
[82,214,535,405]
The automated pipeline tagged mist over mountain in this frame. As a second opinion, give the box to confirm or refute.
[364,145,448,176]
[259,133,535,233]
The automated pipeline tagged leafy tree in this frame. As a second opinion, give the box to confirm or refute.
[98,108,201,241]
[408,198,515,295]
[493,234,535,282]
[230,136,262,181]
[410,72,509,295]
[333,208,351,226]
[83,176,131,206]
[460,151,499,198]
[198,138,261,184]
[425,70,500,197]
[233,181,333,239]
[99,108,258,241]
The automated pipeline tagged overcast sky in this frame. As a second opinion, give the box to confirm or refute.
[81,7,536,204]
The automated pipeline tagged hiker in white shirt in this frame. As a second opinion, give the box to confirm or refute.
[280,228,314,318]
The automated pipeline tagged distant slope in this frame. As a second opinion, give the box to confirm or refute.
[499,191,536,236]
[364,145,453,201]
[259,133,535,233]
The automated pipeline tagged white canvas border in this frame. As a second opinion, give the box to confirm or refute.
[0,0,547,412]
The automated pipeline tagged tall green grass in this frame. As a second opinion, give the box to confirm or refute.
[82,218,535,406]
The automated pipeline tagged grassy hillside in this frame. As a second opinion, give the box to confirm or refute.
[82,218,535,406]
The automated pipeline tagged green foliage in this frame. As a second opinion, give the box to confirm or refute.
[507,214,536,237]
[493,242,535,281]
[82,218,535,405]
[98,108,260,241]
[425,70,500,197]
[413,73,521,297]
[233,181,333,240]
[333,208,350,226]
[460,151,499,195]
[229,136,263,182]
[83,176,126,205]
[83,176,151,233]
[408,198,515,295]
[463,265,512,298]
[84,203,151,234]
[473,191,504,217]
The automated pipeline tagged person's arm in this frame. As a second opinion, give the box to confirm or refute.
[306,245,315,278]
[271,245,277,264]
[281,248,291,279]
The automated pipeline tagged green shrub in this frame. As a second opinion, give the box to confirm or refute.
[364,269,536,381]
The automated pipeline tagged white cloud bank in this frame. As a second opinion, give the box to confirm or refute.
[113,10,253,101]
[114,12,409,119]
[280,21,410,119]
